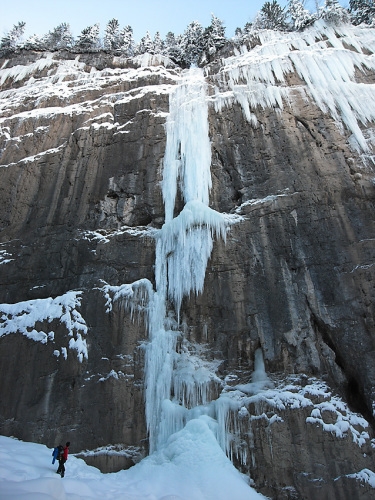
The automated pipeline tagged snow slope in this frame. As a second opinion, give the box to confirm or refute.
[0,430,267,500]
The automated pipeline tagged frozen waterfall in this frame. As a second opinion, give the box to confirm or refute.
[145,68,228,453]
[88,66,261,473]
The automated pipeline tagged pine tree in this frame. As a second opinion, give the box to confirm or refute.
[138,31,155,54]
[242,22,254,38]
[233,26,246,45]
[44,23,74,50]
[202,14,226,62]
[0,21,26,52]
[254,1,289,30]
[234,27,243,40]
[163,32,183,65]
[320,0,350,24]
[118,26,135,57]
[23,34,46,51]
[180,21,204,67]
[76,24,101,52]
[288,0,316,30]
[104,19,121,52]
[349,0,375,25]
[153,32,164,54]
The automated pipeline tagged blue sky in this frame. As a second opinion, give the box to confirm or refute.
[1,0,347,42]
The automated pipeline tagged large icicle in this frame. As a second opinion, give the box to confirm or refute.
[156,200,227,315]
[162,68,213,223]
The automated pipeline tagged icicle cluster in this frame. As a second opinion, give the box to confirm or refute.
[102,279,154,327]
[156,200,227,315]
[162,69,212,222]
[211,20,375,152]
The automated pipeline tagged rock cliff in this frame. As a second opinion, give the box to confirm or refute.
[1,21,375,499]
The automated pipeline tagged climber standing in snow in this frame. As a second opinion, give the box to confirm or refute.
[56,441,70,478]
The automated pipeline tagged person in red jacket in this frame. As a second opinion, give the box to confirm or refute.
[56,441,70,478]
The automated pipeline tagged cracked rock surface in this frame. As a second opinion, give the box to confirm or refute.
[1,33,375,499]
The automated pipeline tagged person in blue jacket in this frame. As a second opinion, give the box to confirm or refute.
[52,445,62,465]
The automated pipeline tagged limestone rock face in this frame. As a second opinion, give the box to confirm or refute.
[1,23,375,499]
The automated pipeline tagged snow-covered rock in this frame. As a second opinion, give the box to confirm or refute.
[1,21,375,500]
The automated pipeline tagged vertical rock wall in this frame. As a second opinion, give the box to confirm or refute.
[1,22,375,498]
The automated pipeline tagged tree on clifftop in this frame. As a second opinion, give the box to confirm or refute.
[201,14,226,63]
[138,31,155,54]
[76,24,101,52]
[119,25,135,57]
[349,0,375,25]
[44,23,74,50]
[320,0,350,24]
[253,0,289,30]
[163,32,184,65]
[22,34,45,51]
[0,21,26,52]
[287,0,316,30]
[104,19,121,51]
[180,21,205,67]
[153,32,164,54]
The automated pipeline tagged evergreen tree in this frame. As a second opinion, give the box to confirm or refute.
[138,31,155,54]
[202,14,226,62]
[118,25,135,57]
[349,0,375,25]
[76,24,101,52]
[253,1,289,30]
[252,11,265,30]
[242,22,254,38]
[23,34,46,51]
[320,0,350,24]
[104,19,121,51]
[180,21,205,67]
[0,21,26,52]
[233,26,246,45]
[163,32,184,64]
[153,32,164,54]
[44,23,74,50]
[234,27,243,39]
[288,0,316,29]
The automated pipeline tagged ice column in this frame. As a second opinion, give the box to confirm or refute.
[162,68,212,223]
[145,69,228,453]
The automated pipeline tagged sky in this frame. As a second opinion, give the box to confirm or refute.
[0,0,347,43]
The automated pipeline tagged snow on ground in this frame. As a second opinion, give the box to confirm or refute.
[0,420,268,500]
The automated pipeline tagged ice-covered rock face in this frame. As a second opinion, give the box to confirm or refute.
[1,20,375,500]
